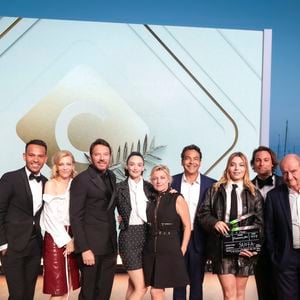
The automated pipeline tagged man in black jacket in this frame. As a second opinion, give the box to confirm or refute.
[250,146,283,300]
[265,154,300,299]
[70,138,117,300]
[0,139,48,300]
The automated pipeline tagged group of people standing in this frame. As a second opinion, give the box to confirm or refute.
[0,138,299,300]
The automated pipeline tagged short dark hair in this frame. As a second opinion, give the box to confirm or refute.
[25,139,47,153]
[181,144,202,160]
[89,138,112,156]
[250,146,278,172]
[124,151,144,177]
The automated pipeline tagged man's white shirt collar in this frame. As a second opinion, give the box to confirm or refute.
[182,172,201,185]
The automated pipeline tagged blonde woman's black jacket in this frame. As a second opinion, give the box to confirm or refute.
[197,184,264,260]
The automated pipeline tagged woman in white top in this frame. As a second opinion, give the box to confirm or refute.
[116,152,153,300]
[40,150,80,300]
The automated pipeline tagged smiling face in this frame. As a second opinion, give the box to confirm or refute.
[280,154,300,192]
[57,155,74,180]
[228,155,246,182]
[91,144,111,172]
[253,150,273,179]
[126,155,144,181]
[151,169,170,193]
[182,149,201,176]
[23,144,47,175]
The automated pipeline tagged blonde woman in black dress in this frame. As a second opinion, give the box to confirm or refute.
[198,152,264,300]
[116,152,153,300]
[143,165,191,300]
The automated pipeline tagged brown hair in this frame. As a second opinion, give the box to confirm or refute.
[89,138,112,156]
[250,146,278,173]
[125,151,144,177]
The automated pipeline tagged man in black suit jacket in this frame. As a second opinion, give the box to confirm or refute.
[70,138,117,300]
[265,153,300,299]
[250,146,283,300]
[172,145,216,300]
[0,139,48,300]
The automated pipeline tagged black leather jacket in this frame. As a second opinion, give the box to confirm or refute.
[197,184,264,260]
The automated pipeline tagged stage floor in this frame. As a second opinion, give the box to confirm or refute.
[0,273,258,299]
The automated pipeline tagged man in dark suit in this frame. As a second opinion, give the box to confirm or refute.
[265,153,300,299]
[250,146,283,300]
[0,139,48,300]
[70,138,117,300]
[172,145,216,300]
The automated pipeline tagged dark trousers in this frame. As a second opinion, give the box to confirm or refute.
[275,249,300,300]
[78,252,117,300]
[254,247,278,300]
[173,240,206,300]
[1,237,42,300]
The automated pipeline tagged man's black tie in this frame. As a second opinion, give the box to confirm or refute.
[257,176,273,189]
[229,184,238,221]
[29,173,42,183]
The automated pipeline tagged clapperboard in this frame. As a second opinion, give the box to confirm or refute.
[222,228,261,256]
[222,213,261,256]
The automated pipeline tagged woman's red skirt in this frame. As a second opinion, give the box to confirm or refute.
[43,231,80,295]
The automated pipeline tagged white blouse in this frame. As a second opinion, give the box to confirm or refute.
[128,177,148,225]
[40,182,72,248]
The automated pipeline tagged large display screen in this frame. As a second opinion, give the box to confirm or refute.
[0,17,271,180]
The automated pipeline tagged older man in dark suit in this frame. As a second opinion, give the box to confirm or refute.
[0,139,48,300]
[172,145,216,300]
[250,146,283,300]
[265,153,300,299]
[70,138,117,300]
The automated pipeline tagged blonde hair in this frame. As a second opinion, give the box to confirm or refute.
[150,164,172,184]
[214,152,256,196]
[51,150,77,179]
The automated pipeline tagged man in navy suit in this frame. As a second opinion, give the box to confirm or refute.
[265,153,300,299]
[70,138,117,300]
[172,144,216,300]
[250,146,283,300]
[0,139,48,300]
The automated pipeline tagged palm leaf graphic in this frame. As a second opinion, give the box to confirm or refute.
[83,135,166,182]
